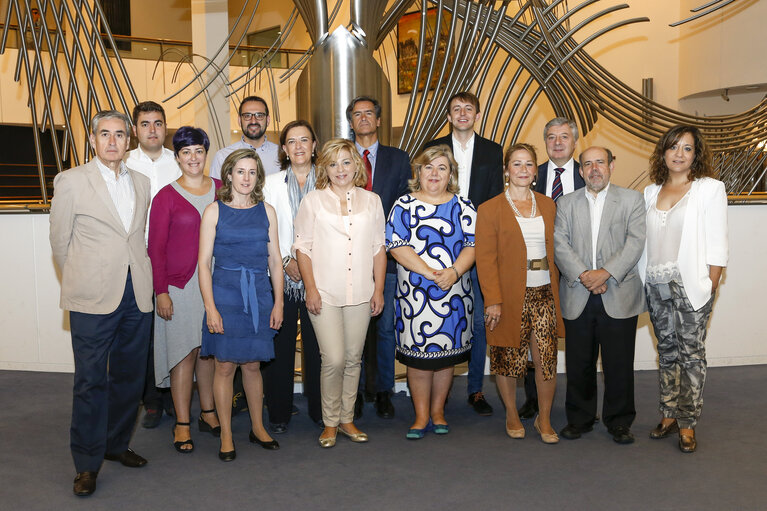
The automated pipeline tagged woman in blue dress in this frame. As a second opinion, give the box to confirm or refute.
[387,145,476,439]
[199,148,284,461]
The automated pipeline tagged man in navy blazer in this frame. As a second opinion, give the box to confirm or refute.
[519,117,584,420]
[424,91,504,416]
[347,96,411,419]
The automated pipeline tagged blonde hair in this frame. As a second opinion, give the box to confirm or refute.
[217,148,265,204]
[315,138,368,189]
[409,144,459,194]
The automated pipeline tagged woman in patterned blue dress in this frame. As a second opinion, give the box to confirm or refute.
[386,145,476,439]
[199,148,284,461]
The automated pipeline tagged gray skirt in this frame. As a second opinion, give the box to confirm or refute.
[153,269,204,388]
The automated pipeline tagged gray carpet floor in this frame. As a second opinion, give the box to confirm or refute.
[1,366,765,510]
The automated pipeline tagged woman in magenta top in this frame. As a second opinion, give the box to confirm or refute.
[148,126,221,453]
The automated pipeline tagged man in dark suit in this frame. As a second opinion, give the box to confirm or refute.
[519,116,584,420]
[49,111,154,496]
[347,96,411,419]
[554,146,646,445]
[424,91,504,416]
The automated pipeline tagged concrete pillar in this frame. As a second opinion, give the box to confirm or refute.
[191,0,230,163]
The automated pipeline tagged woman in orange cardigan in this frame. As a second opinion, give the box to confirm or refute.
[476,142,564,444]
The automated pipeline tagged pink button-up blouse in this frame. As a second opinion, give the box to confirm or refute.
[292,186,385,307]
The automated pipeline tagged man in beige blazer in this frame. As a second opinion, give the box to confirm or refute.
[50,110,154,497]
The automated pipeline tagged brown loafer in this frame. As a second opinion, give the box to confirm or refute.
[679,431,697,453]
[73,471,97,496]
[650,420,679,439]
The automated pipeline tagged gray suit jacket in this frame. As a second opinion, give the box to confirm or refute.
[553,184,646,320]
[49,159,154,314]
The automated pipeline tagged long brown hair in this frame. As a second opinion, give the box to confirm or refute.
[649,125,714,185]
[217,148,265,204]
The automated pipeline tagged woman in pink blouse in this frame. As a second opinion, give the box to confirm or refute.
[293,138,387,448]
[148,126,221,452]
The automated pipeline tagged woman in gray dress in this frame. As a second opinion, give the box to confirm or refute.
[148,127,221,452]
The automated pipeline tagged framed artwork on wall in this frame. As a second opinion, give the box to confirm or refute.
[397,8,452,95]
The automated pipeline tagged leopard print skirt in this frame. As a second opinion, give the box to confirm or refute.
[490,284,557,380]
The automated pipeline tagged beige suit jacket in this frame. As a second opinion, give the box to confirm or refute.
[49,159,154,314]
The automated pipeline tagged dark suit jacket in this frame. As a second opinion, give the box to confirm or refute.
[424,133,503,208]
[535,160,584,196]
[371,143,411,273]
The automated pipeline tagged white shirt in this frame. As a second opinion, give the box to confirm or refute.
[585,183,610,270]
[125,146,181,200]
[544,158,576,197]
[209,136,280,179]
[516,215,550,287]
[646,193,689,284]
[96,159,135,233]
[452,133,475,197]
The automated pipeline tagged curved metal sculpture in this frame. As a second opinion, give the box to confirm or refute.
[3,0,766,204]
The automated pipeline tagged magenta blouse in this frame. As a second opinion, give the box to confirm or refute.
[148,178,221,294]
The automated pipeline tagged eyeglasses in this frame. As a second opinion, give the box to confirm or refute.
[241,112,266,121]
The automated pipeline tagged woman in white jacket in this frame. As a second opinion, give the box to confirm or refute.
[639,125,728,453]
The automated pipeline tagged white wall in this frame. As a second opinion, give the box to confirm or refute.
[2,204,765,373]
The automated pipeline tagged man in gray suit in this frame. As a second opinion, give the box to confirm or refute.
[50,110,154,496]
[554,146,645,444]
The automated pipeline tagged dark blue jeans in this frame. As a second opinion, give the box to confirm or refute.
[467,266,487,395]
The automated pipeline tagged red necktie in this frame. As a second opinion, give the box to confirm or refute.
[552,167,564,201]
[363,149,373,191]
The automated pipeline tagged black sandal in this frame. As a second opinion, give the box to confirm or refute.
[173,422,194,453]
[198,409,221,437]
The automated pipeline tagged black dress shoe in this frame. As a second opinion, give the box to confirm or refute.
[249,430,280,450]
[218,444,236,462]
[517,398,539,420]
[650,420,679,439]
[104,449,147,467]
[73,472,97,496]
[364,391,376,403]
[269,422,288,434]
[141,407,163,429]
[198,409,221,438]
[560,423,593,440]
[609,426,635,444]
[467,392,493,416]
[354,392,364,420]
[375,392,395,419]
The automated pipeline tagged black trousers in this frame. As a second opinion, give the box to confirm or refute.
[69,272,152,472]
[563,294,637,430]
[262,292,322,424]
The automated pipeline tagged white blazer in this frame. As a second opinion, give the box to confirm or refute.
[263,170,293,260]
[638,177,728,310]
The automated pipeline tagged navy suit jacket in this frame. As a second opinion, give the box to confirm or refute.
[424,133,503,208]
[535,160,584,196]
[370,143,411,273]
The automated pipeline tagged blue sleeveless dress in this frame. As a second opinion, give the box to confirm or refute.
[200,201,276,363]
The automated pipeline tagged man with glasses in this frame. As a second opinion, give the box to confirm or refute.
[210,96,280,179]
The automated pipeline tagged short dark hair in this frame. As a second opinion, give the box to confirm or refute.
[446,91,480,114]
[649,125,714,185]
[346,96,382,123]
[132,101,165,126]
[278,120,318,170]
[239,96,269,117]
[578,146,614,167]
[172,126,210,156]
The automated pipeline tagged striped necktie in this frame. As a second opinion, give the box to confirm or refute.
[552,167,565,201]
[363,149,373,191]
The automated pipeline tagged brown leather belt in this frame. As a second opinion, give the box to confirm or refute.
[527,256,549,271]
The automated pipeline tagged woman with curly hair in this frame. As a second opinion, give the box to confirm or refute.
[639,125,728,453]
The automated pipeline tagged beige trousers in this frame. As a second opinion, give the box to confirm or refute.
[309,302,371,427]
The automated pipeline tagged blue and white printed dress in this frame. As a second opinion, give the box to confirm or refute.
[386,194,476,370]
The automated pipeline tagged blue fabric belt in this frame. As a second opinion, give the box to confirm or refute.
[215,264,265,334]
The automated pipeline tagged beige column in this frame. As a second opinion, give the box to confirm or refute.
[191,0,230,164]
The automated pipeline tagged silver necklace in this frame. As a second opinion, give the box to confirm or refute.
[505,188,536,218]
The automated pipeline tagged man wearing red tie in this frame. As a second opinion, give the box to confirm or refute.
[346,96,411,420]
[518,117,585,420]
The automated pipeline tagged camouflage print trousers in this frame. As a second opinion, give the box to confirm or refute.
[645,281,714,430]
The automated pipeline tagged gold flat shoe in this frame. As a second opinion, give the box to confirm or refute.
[534,416,559,444]
[506,425,525,439]
[338,427,368,443]
[679,431,697,453]
[318,433,337,448]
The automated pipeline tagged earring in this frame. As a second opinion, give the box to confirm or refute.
[286,155,290,161]
[504,173,510,187]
